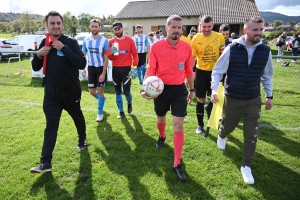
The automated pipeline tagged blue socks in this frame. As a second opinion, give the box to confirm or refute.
[116,94,124,112]
[125,94,132,105]
[98,96,106,115]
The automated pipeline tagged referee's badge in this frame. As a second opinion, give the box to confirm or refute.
[178,62,184,70]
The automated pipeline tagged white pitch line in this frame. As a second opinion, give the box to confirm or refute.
[1,98,299,131]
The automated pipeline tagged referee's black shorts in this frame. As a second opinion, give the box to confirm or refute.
[154,83,188,117]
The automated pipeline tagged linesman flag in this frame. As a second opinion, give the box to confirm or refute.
[207,83,225,130]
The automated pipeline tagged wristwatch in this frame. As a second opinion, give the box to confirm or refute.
[189,89,195,92]
[266,96,273,99]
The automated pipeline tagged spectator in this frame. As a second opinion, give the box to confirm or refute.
[159,29,165,39]
[290,34,300,62]
[276,32,287,62]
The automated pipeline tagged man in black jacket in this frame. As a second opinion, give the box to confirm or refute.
[30,11,87,173]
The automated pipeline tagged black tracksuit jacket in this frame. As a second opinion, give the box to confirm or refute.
[32,34,86,99]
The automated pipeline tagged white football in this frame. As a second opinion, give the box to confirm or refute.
[142,76,164,97]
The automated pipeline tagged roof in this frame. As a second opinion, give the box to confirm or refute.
[115,0,260,24]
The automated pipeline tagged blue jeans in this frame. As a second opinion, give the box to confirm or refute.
[277,46,283,61]
[292,48,298,61]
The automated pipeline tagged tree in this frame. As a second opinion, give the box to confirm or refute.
[288,20,297,26]
[273,20,284,28]
[77,13,94,32]
[63,12,78,37]
[12,19,21,33]
[264,21,269,27]
[19,12,38,34]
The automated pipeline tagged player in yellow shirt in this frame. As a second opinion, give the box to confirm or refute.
[191,15,225,134]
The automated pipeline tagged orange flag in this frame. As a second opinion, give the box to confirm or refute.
[42,33,52,75]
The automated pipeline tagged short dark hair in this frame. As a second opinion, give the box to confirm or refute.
[45,11,63,23]
[148,32,154,37]
[219,24,230,32]
[90,19,101,26]
[166,15,183,26]
[156,31,160,34]
[244,17,264,29]
[135,24,142,29]
[199,15,213,24]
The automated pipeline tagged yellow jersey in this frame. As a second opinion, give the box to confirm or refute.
[191,31,225,71]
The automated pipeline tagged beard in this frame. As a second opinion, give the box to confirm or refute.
[115,32,123,38]
[170,32,180,40]
[92,30,99,35]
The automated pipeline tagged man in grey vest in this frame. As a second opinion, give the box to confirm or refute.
[210,17,274,185]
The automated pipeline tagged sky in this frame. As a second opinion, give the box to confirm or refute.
[1,0,300,17]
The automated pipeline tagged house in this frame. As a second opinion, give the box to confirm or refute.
[114,0,261,37]
[264,26,275,32]
[277,25,296,32]
[294,22,300,29]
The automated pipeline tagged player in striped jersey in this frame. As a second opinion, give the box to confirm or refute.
[82,19,110,122]
[132,24,150,84]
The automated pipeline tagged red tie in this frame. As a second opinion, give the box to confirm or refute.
[42,33,52,75]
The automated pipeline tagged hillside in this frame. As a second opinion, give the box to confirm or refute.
[259,11,300,24]
[0,12,43,22]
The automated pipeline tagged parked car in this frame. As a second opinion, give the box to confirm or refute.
[74,33,89,49]
[0,38,23,61]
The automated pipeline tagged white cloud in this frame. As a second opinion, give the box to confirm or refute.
[263,6,300,16]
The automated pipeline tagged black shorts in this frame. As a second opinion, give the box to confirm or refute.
[154,83,188,117]
[195,68,212,98]
[137,53,146,67]
[112,66,131,85]
[88,66,107,88]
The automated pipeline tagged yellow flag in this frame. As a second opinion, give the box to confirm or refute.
[207,83,225,130]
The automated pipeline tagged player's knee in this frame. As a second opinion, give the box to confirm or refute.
[124,91,131,96]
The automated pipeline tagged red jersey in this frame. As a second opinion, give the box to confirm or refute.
[108,36,139,67]
[147,39,193,85]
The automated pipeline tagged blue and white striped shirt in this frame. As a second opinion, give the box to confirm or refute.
[82,35,109,67]
[132,34,149,53]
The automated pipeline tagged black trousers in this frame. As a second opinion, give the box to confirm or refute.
[41,94,86,163]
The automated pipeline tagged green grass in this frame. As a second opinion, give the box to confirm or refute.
[0,33,13,39]
[0,57,299,199]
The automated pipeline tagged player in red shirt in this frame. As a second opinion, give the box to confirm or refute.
[108,22,138,118]
[141,15,194,181]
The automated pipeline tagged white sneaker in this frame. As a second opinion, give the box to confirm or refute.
[195,126,204,134]
[291,60,296,63]
[217,135,226,150]
[96,114,103,122]
[241,166,254,184]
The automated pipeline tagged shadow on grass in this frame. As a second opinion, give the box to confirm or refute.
[74,149,96,200]
[209,133,300,200]
[95,113,213,199]
[30,172,72,199]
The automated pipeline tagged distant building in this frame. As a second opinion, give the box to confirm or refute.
[264,26,275,32]
[277,25,296,32]
[114,0,261,37]
[295,22,300,29]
